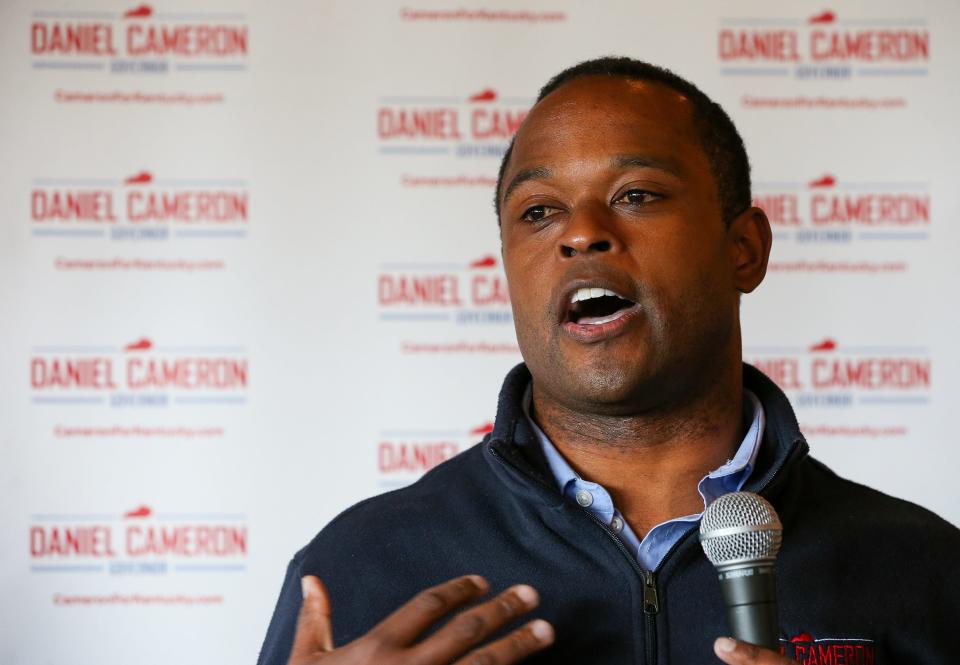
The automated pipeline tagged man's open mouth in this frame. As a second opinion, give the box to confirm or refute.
[566,287,637,326]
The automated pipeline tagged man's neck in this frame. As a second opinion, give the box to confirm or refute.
[530,370,745,538]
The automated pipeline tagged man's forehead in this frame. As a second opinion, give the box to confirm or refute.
[528,76,693,124]
[512,78,696,155]
[508,79,698,168]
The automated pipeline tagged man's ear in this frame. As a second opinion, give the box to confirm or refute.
[728,206,772,294]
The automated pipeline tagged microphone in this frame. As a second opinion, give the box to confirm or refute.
[699,491,782,651]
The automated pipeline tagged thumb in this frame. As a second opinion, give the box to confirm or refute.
[714,637,790,664]
[290,575,335,658]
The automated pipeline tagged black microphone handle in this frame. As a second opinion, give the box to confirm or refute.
[717,562,780,651]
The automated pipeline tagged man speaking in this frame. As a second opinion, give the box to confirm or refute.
[257,57,960,664]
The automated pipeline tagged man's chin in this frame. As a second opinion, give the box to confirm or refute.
[541,361,665,414]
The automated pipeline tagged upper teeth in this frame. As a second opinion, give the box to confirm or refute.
[570,287,622,304]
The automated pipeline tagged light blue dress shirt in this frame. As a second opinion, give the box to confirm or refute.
[523,387,765,571]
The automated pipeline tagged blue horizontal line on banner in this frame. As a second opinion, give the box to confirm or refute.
[174,229,247,237]
[858,396,930,404]
[173,396,247,404]
[32,346,117,353]
[31,564,105,572]
[720,67,790,76]
[379,430,465,438]
[153,514,247,520]
[839,19,927,26]
[152,179,248,187]
[174,564,247,572]
[379,146,452,155]
[379,96,464,104]
[772,233,792,241]
[379,313,452,321]
[33,178,118,186]
[32,61,106,70]
[378,263,464,270]
[175,63,248,71]
[858,68,929,76]
[858,232,929,240]
[720,18,802,26]
[32,396,105,404]
[31,514,118,521]
[151,346,247,352]
[154,12,247,20]
[32,228,106,237]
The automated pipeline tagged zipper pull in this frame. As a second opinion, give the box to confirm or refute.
[642,570,659,615]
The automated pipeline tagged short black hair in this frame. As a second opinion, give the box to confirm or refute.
[495,56,752,225]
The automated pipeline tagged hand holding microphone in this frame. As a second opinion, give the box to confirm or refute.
[701,492,794,664]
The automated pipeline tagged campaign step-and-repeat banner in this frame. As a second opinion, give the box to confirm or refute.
[1,1,958,663]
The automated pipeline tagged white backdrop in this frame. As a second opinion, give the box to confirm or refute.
[1,1,958,663]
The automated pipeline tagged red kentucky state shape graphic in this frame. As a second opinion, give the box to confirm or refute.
[790,631,815,643]
[809,338,837,352]
[124,170,153,185]
[123,4,153,18]
[469,255,498,269]
[808,174,836,188]
[469,422,494,436]
[468,88,497,103]
[124,337,153,352]
[124,505,152,518]
[808,10,836,24]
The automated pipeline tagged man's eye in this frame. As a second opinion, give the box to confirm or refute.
[617,189,659,205]
[521,205,557,222]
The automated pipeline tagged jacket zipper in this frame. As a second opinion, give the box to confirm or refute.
[642,570,658,665]
[579,508,660,664]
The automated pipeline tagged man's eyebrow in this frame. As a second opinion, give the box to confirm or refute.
[501,166,551,207]
[612,154,684,177]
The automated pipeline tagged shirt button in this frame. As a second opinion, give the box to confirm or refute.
[575,490,594,507]
[611,516,624,533]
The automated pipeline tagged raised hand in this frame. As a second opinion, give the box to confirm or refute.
[288,574,555,665]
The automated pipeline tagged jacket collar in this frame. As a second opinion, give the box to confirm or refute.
[486,362,809,501]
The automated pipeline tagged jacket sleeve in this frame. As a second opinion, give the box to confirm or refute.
[256,556,304,665]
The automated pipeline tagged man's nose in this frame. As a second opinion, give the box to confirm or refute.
[558,205,623,258]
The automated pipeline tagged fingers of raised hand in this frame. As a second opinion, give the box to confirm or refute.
[410,584,542,663]
[714,637,793,664]
[369,575,490,647]
[450,619,555,665]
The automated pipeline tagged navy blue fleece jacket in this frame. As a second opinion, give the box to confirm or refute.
[258,364,960,664]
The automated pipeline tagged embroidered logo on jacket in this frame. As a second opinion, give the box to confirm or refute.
[780,632,876,664]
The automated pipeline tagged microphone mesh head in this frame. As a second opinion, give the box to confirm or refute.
[699,492,782,566]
